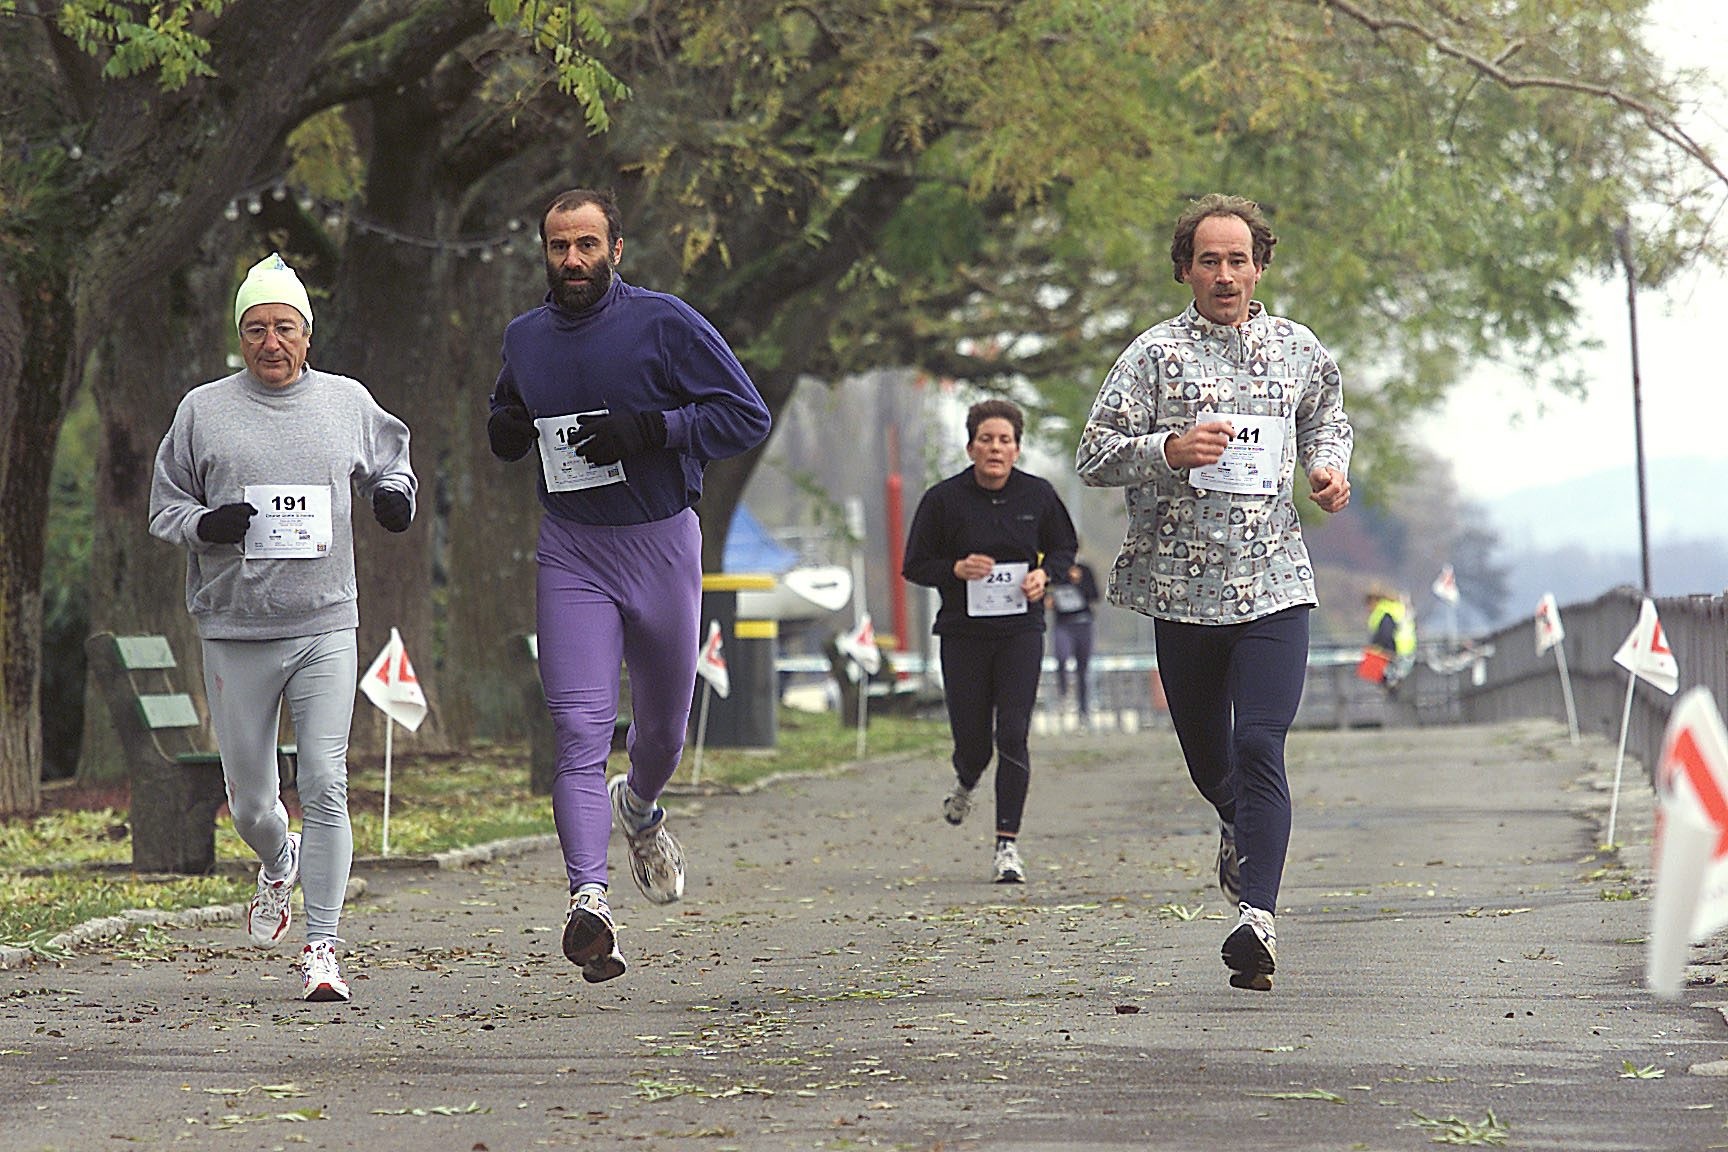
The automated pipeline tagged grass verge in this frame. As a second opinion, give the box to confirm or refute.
[0,710,945,948]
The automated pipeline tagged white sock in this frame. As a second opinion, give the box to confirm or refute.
[262,839,294,882]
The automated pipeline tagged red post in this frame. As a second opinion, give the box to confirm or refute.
[886,474,908,648]
[885,428,908,649]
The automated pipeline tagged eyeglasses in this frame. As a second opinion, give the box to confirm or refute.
[240,321,307,344]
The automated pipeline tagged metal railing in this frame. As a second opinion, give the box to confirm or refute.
[1426,585,1728,780]
[779,586,1728,779]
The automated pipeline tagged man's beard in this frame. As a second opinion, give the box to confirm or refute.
[547,257,613,312]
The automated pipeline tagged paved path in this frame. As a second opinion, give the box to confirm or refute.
[5,720,1727,1151]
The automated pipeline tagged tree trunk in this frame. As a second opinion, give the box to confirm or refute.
[319,90,459,755]
[0,263,69,814]
[441,250,547,747]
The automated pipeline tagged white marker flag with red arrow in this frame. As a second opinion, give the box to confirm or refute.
[360,626,427,732]
[690,620,728,787]
[1613,597,1679,695]
[837,613,881,676]
[1534,592,1579,744]
[1534,592,1566,656]
[1608,598,1682,846]
[1431,564,1459,605]
[1647,688,1728,997]
[358,626,425,857]
[696,619,730,699]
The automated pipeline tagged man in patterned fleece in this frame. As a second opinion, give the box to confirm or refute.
[487,188,770,983]
[1075,194,1352,992]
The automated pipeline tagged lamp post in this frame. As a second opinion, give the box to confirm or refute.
[1613,221,1653,596]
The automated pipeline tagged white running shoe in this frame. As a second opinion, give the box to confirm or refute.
[942,783,973,826]
[563,887,627,983]
[1222,902,1277,991]
[300,941,350,1002]
[247,831,300,948]
[993,840,1025,884]
[607,776,685,905]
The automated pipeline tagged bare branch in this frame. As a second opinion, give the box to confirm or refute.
[1314,0,1728,189]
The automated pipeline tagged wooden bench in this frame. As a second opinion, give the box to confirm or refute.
[84,633,295,874]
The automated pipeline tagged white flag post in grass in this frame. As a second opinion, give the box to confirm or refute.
[1431,564,1460,647]
[1646,688,1728,998]
[837,613,881,758]
[359,627,427,857]
[1607,597,1680,847]
[1534,592,1579,744]
[691,620,729,787]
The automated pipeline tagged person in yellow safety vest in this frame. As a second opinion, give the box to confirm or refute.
[1364,584,1417,687]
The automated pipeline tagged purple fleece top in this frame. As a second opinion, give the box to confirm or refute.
[491,276,771,525]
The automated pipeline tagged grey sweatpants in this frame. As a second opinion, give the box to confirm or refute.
[202,630,357,943]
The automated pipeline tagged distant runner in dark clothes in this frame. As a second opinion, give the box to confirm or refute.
[1048,555,1101,725]
[902,399,1078,885]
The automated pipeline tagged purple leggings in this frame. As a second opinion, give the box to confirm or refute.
[537,509,701,891]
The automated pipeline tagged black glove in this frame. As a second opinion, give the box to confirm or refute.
[373,487,412,533]
[574,410,666,466]
[488,404,538,461]
[196,502,257,545]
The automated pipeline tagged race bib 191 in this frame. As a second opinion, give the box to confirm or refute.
[242,484,333,559]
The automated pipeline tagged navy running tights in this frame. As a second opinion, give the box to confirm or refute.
[1153,606,1309,912]
[938,629,1044,838]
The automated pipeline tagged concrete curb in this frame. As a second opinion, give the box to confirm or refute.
[0,759,911,971]
[720,750,928,796]
[0,827,569,970]
[0,876,370,971]
[426,832,561,870]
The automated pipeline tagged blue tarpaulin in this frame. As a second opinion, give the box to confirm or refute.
[725,505,798,575]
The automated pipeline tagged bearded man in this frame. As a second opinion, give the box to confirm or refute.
[487,189,770,983]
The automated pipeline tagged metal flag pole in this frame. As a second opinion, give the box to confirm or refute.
[856,656,870,759]
[692,678,712,787]
[846,497,870,759]
[1553,641,1580,745]
[1607,669,1638,848]
[381,715,395,858]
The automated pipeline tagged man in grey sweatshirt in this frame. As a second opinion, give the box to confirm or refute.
[149,253,417,1003]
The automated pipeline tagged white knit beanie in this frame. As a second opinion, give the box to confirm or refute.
[234,252,313,331]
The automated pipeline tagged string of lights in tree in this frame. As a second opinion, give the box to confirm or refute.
[221,182,533,262]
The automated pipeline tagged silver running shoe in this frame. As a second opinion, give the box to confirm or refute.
[300,940,351,1002]
[993,840,1025,884]
[942,783,973,826]
[607,775,685,904]
[247,831,301,948]
[1216,822,1241,905]
[1222,902,1277,991]
[563,887,627,983]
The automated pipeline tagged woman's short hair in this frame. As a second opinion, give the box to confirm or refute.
[966,398,1024,444]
